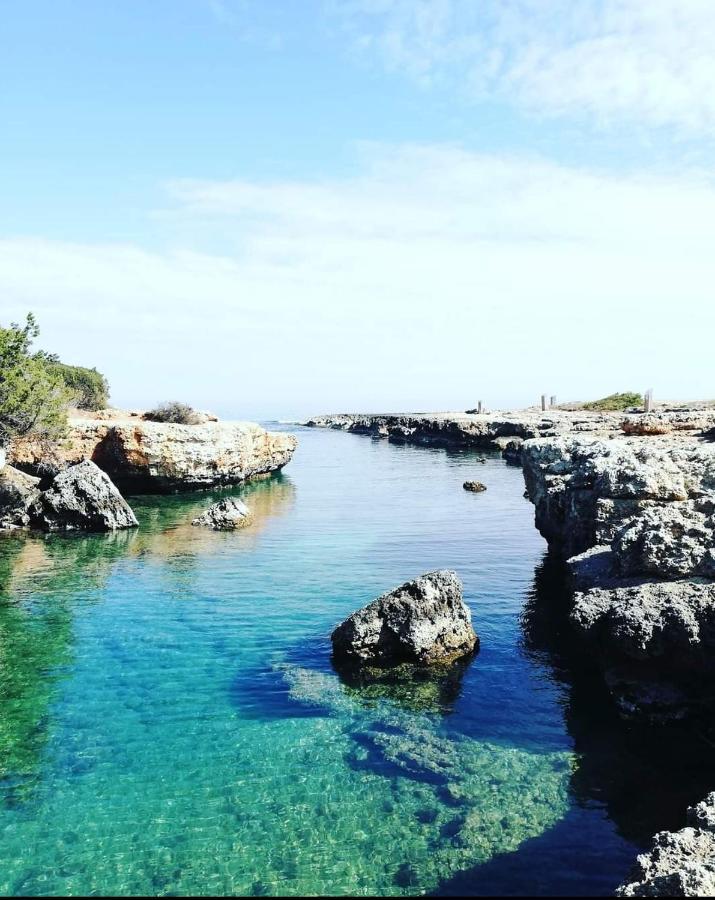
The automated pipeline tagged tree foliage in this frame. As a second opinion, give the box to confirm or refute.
[0,314,73,446]
[41,360,110,411]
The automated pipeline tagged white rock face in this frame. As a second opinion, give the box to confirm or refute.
[29,460,139,531]
[331,570,478,666]
[617,793,715,897]
[11,418,297,492]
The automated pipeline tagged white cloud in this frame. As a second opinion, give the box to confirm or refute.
[2,144,714,417]
[328,0,715,134]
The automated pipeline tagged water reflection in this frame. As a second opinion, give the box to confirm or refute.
[0,474,295,802]
[520,552,715,843]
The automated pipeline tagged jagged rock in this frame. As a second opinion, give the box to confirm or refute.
[0,464,41,528]
[571,580,715,666]
[191,497,251,530]
[10,416,297,492]
[617,793,715,896]
[522,437,715,557]
[331,570,478,666]
[614,501,715,579]
[28,460,138,532]
[463,480,487,492]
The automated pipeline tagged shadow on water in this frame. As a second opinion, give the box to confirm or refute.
[434,551,715,897]
[230,631,477,721]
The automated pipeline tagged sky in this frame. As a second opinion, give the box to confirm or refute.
[1,0,713,420]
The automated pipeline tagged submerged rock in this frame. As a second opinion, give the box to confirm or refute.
[617,793,715,896]
[28,460,138,532]
[331,570,478,666]
[191,497,252,530]
[463,480,487,493]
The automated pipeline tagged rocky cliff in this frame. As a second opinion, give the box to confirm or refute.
[9,415,297,493]
[522,431,715,724]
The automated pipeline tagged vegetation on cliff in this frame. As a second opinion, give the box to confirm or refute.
[581,391,642,411]
[0,313,111,446]
[36,357,109,411]
[144,401,200,425]
[0,314,73,446]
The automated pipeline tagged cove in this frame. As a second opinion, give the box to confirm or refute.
[0,425,711,896]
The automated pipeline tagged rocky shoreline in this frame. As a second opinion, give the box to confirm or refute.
[309,405,715,894]
[0,410,297,532]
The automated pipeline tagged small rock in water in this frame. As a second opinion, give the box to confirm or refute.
[191,497,251,530]
[463,480,487,492]
[331,570,478,666]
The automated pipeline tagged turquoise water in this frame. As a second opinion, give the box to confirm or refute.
[0,426,711,896]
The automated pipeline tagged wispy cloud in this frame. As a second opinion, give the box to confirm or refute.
[328,0,715,134]
[2,144,714,413]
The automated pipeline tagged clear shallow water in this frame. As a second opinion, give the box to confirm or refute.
[0,426,712,896]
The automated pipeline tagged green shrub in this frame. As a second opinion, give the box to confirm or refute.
[0,314,73,446]
[42,361,109,411]
[581,392,643,412]
[144,401,200,425]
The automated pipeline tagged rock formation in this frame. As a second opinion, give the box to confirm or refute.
[463,480,487,492]
[0,463,41,528]
[521,431,715,724]
[10,414,297,492]
[191,497,252,530]
[616,793,715,896]
[331,570,478,666]
[28,460,138,532]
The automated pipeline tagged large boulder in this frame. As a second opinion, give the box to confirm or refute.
[331,570,478,666]
[29,460,138,532]
[617,793,715,896]
[191,497,251,530]
[0,464,41,528]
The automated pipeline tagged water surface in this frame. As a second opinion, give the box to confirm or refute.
[0,426,711,896]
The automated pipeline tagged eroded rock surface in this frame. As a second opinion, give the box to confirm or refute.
[11,416,297,492]
[331,570,478,666]
[617,793,715,897]
[191,497,252,530]
[28,460,138,532]
[0,464,41,528]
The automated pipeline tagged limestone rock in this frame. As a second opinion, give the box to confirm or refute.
[0,464,41,528]
[331,570,478,666]
[11,417,297,492]
[463,480,487,492]
[617,794,715,896]
[614,501,715,579]
[191,497,251,530]
[29,460,139,532]
[570,580,715,666]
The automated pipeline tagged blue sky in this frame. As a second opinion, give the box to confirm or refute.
[2,1,713,418]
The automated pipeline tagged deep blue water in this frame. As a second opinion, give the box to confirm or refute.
[0,425,711,896]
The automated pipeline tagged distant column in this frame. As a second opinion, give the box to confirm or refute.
[644,388,654,413]
[541,394,547,411]
[478,400,483,414]
[550,395,556,408]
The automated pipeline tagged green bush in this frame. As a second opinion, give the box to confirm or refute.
[581,392,643,411]
[0,314,73,446]
[43,361,109,411]
[143,401,200,425]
